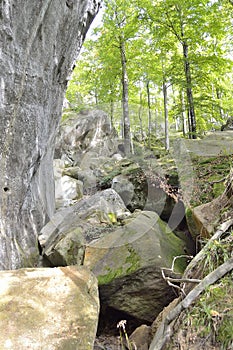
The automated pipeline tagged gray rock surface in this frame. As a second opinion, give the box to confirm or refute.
[54,110,120,197]
[54,159,83,208]
[180,131,233,157]
[111,174,135,206]
[129,325,152,350]
[0,0,100,269]
[39,189,130,266]
[54,109,118,165]
[0,265,99,349]
[221,116,233,131]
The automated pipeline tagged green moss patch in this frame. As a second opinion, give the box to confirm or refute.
[97,245,141,285]
[189,155,232,207]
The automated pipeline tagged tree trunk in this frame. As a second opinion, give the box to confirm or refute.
[119,37,131,155]
[138,88,144,143]
[180,89,187,136]
[216,87,224,120]
[94,87,98,105]
[163,80,169,151]
[0,0,100,270]
[110,98,114,130]
[146,80,152,149]
[182,41,197,139]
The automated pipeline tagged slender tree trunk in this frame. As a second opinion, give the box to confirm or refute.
[182,41,197,139]
[154,94,159,137]
[172,85,179,131]
[146,80,152,149]
[180,89,187,136]
[94,87,98,105]
[110,97,114,130]
[119,37,131,155]
[138,89,144,143]
[163,80,169,151]
[187,110,192,138]
[216,88,224,120]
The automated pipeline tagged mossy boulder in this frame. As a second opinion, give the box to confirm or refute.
[171,133,233,238]
[39,189,130,266]
[84,211,188,322]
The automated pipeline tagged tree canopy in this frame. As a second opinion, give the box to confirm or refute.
[66,0,233,147]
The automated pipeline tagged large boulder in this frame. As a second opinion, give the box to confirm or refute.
[0,266,99,349]
[54,110,118,166]
[54,110,120,200]
[191,173,233,238]
[0,1,100,269]
[111,174,135,206]
[84,211,188,322]
[39,189,130,266]
[54,159,83,209]
[171,135,233,239]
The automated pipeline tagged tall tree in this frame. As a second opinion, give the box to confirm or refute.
[99,0,140,154]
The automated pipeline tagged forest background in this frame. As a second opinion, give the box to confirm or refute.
[65,0,233,153]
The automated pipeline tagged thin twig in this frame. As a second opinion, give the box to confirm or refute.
[161,255,198,296]
[209,177,225,185]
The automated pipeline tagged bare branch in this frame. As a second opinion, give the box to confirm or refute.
[161,255,200,296]
[209,177,225,185]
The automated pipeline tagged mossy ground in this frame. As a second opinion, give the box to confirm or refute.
[190,155,232,207]
[145,134,232,207]
[184,274,233,349]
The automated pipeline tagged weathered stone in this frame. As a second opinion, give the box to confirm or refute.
[129,325,152,350]
[44,228,85,267]
[62,165,99,195]
[97,158,149,211]
[54,110,120,196]
[54,159,83,208]
[192,193,230,238]
[54,110,118,165]
[171,134,233,239]
[0,266,99,349]
[84,211,188,322]
[0,1,100,269]
[39,189,130,266]
[111,174,135,206]
[221,116,233,131]
[151,298,179,337]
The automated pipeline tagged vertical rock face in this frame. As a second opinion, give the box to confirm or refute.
[0,0,100,270]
